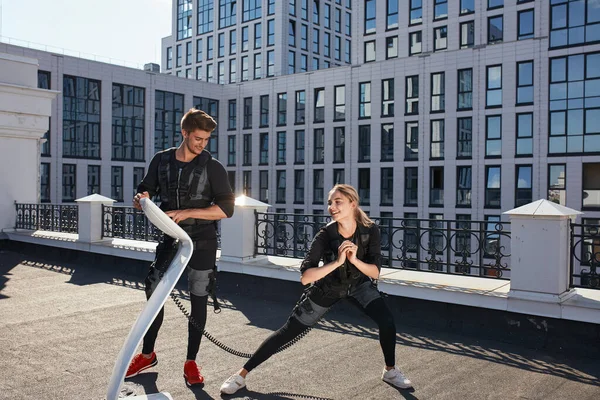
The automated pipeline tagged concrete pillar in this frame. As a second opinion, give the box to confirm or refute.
[504,199,582,317]
[0,53,58,233]
[75,194,116,243]
[219,195,270,265]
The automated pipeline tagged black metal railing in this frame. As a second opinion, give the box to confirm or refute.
[15,203,78,234]
[570,223,600,290]
[255,212,511,280]
[101,205,221,247]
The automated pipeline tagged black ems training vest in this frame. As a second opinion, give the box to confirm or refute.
[157,148,213,214]
[323,222,371,286]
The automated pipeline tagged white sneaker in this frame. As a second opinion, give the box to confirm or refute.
[382,367,413,389]
[220,373,246,394]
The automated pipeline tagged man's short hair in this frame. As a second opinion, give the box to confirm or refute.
[181,108,217,133]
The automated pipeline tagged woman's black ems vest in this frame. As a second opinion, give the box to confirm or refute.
[157,148,216,238]
[320,222,372,290]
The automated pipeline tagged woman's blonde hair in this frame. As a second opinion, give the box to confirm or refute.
[328,184,374,227]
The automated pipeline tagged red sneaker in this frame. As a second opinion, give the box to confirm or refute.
[125,352,157,378]
[183,360,204,386]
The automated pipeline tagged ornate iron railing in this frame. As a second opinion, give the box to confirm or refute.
[14,203,78,233]
[101,205,221,248]
[570,223,600,290]
[255,212,511,279]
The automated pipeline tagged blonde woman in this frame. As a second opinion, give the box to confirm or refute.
[220,184,412,394]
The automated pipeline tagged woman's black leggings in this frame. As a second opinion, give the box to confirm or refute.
[142,293,208,361]
[243,297,396,372]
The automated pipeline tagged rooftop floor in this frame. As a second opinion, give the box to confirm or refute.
[1,249,599,400]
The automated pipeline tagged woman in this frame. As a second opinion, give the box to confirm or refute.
[220,184,412,394]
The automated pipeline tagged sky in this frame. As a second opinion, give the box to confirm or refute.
[1,0,172,68]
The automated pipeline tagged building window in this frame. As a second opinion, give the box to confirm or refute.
[548,164,566,206]
[242,26,249,51]
[324,3,331,28]
[62,164,76,202]
[334,127,345,162]
[405,167,418,206]
[431,72,445,112]
[365,0,376,34]
[207,36,214,59]
[295,90,306,124]
[430,120,444,159]
[276,170,286,203]
[409,31,422,55]
[241,56,249,81]
[229,59,237,83]
[228,171,236,194]
[155,90,184,151]
[277,132,286,164]
[133,167,144,196]
[486,65,502,107]
[334,35,341,60]
[289,21,296,47]
[167,47,173,69]
[386,36,398,59]
[405,75,419,115]
[410,0,422,25]
[111,166,123,202]
[486,115,502,157]
[198,0,214,34]
[243,97,252,129]
[433,26,448,51]
[515,165,532,207]
[359,82,371,118]
[228,99,237,130]
[430,166,444,206]
[176,44,183,68]
[265,18,275,46]
[381,123,394,162]
[355,168,370,205]
[186,41,192,64]
[488,0,503,10]
[460,21,475,48]
[63,75,101,158]
[516,113,533,156]
[254,53,262,79]
[517,61,534,105]
[324,32,331,57]
[227,135,236,165]
[550,53,600,154]
[380,168,393,206]
[313,27,320,53]
[583,163,600,209]
[218,61,225,84]
[288,50,296,74]
[460,0,475,14]
[295,130,305,164]
[301,24,308,50]
[301,0,308,20]
[387,0,398,29]
[333,168,345,185]
[358,125,371,162]
[295,170,305,203]
[405,121,419,161]
[457,166,472,206]
[112,84,144,161]
[267,50,275,77]
[260,95,269,127]
[259,132,269,164]
[300,54,308,72]
[230,30,237,54]
[40,163,51,202]
[243,0,261,22]
[277,93,287,125]
[457,117,472,158]
[87,165,100,195]
[313,0,320,25]
[243,133,252,165]
[196,39,203,62]
[259,170,268,202]
[488,15,503,44]
[485,166,501,208]
[289,0,296,15]
[334,85,345,121]
[518,9,534,40]
[312,57,319,71]
[364,40,376,63]
[314,88,325,123]
[381,79,394,117]
[243,171,252,196]
[314,128,324,163]
[313,169,324,204]
[434,0,448,20]
[177,0,193,40]
[457,69,473,110]
[219,0,237,28]
[550,0,600,48]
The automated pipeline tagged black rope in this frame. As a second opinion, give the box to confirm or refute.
[170,292,319,358]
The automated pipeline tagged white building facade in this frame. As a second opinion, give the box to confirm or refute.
[1,0,600,226]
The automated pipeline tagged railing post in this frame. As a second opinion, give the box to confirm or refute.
[504,199,582,317]
[75,194,116,243]
[219,195,270,269]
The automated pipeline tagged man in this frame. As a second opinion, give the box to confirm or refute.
[126,108,234,386]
